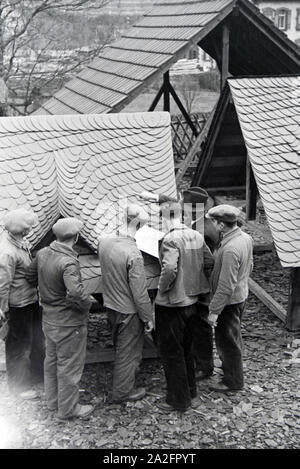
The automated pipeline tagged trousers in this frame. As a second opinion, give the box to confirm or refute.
[155,303,197,410]
[107,309,144,402]
[42,322,87,418]
[5,302,45,393]
[192,301,214,375]
[215,302,245,389]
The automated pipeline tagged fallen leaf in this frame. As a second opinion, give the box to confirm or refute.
[250,385,264,393]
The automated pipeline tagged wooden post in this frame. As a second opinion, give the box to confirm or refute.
[169,82,198,137]
[286,267,300,331]
[221,21,230,90]
[148,83,164,111]
[246,157,257,220]
[163,71,170,112]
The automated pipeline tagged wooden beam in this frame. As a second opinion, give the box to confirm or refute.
[168,82,198,137]
[176,103,217,184]
[286,268,300,331]
[249,278,287,323]
[192,86,230,186]
[148,83,164,111]
[246,157,257,220]
[238,2,300,71]
[86,335,159,364]
[163,71,170,112]
[221,21,230,90]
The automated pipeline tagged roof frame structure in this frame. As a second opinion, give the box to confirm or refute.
[34,0,300,119]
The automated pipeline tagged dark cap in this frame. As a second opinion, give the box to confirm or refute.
[183,187,209,204]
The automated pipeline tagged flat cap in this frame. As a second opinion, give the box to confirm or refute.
[183,186,208,204]
[52,217,83,238]
[3,208,38,234]
[206,204,241,223]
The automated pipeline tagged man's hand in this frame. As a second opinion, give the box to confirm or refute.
[144,320,154,333]
[206,312,218,328]
[138,191,159,202]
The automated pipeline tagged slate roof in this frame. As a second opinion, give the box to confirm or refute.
[0,111,176,291]
[228,76,300,268]
[34,0,300,116]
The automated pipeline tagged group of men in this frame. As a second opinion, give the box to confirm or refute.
[0,185,253,419]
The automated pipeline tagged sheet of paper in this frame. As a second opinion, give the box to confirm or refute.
[135,225,165,259]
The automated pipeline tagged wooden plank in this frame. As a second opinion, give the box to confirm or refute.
[253,243,274,253]
[191,86,231,186]
[221,21,230,90]
[168,82,198,137]
[249,278,287,323]
[163,71,170,112]
[204,185,245,192]
[286,267,300,331]
[246,157,258,221]
[86,337,159,364]
[148,83,164,111]
[176,103,217,184]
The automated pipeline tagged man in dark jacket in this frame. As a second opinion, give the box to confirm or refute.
[26,217,93,419]
[155,201,214,412]
[98,204,154,404]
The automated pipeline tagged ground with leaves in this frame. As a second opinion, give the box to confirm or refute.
[0,249,299,450]
[0,215,299,449]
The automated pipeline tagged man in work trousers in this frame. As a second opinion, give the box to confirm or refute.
[180,187,220,381]
[98,204,154,403]
[155,201,214,412]
[0,208,44,400]
[205,204,253,392]
[139,187,220,381]
[26,217,93,419]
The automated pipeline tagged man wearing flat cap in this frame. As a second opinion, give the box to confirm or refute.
[0,208,44,399]
[139,187,219,381]
[155,200,214,412]
[26,217,93,419]
[205,204,253,392]
[98,204,154,404]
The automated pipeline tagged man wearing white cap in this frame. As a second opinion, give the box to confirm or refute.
[26,217,93,419]
[98,204,154,404]
[205,204,253,392]
[0,208,43,400]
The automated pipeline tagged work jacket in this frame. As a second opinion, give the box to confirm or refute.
[209,227,253,316]
[26,241,91,326]
[155,224,214,307]
[0,231,37,312]
[98,234,153,323]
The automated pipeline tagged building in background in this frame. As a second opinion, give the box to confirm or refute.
[102,0,153,16]
[252,1,300,45]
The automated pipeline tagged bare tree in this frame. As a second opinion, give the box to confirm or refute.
[0,0,111,114]
[176,76,198,115]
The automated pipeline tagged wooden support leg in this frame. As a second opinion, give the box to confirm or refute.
[221,21,230,91]
[286,268,300,331]
[246,157,257,220]
[163,71,170,112]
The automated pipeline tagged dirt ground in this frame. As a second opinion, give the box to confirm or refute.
[0,249,299,450]
[0,215,299,450]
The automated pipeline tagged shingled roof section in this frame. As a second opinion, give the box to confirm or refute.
[34,0,300,117]
[228,76,300,268]
[32,0,236,116]
[0,111,176,250]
